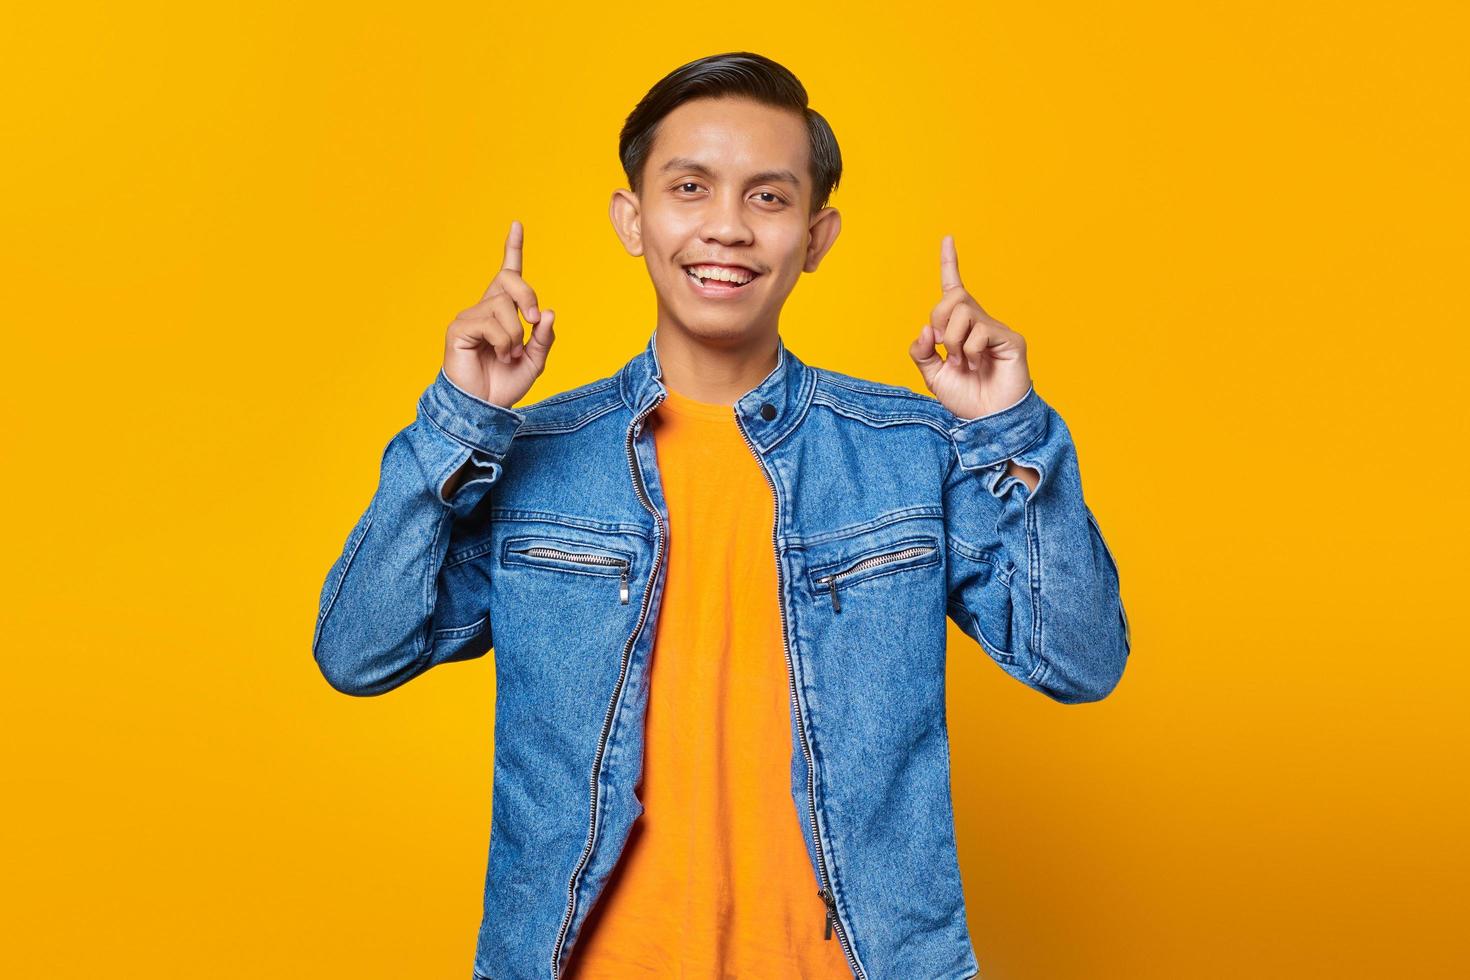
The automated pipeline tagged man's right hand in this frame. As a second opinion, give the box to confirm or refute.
[443,219,556,408]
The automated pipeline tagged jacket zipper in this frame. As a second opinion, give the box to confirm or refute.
[508,546,631,604]
[549,391,667,979]
[813,544,937,613]
[734,410,867,979]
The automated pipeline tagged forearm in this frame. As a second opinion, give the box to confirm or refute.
[312,369,524,696]
[944,387,1130,702]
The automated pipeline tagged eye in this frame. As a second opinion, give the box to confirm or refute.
[672,181,786,206]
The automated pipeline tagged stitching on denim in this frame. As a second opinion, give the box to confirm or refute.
[950,405,1049,472]
[432,614,487,639]
[810,393,953,440]
[741,367,817,457]
[816,369,943,405]
[312,505,374,652]
[415,505,453,666]
[950,600,1013,662]
[315,507,370,628]
[975,603,1015,662]
[445,538,496,568]
[789,660,869,979]
[501,535,635,578]
[1086,507,1123,583]
[484,509,652,538]
[788,506,943,548]
[806,532,939,576]
[1085,508,1130,652]
[1025,492,1043,671]
[770,368,818,453]
[518,397,623,435]
[982,600,1011,658]
[436,367,526,413]
[419,398,512,456]
[805,536,941,596]
[944,536,1004,565]
[516,374,619,411]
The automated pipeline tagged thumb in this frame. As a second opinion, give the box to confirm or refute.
[909,323,942,388]
[522,308,556,367]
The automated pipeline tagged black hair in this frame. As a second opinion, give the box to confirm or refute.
[618,51,843,215]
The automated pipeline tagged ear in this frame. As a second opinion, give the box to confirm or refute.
[803,207,842,273]
[609,188,644,257]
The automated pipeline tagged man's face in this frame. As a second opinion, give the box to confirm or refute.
[610,95,840,344]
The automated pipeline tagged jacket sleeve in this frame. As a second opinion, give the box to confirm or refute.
[311,368,526,697]
[941,384,1131,704]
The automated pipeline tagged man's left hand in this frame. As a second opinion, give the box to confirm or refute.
[910,234,1040,489]
[909,234,1033,417]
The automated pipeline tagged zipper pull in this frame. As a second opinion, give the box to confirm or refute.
[824,579,841,613]
[817,887,836,940]
[619,567,630,604]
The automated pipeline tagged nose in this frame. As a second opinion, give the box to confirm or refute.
[698,187,754,246]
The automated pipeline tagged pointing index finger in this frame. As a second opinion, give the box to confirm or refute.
[940,234,964,293]
[501,219,525,275]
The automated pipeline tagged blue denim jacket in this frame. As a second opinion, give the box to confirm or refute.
[313,328,1130,980]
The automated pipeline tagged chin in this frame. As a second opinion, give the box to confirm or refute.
[679,316,757,343]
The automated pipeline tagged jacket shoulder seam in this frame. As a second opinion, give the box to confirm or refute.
[811,392,953,440]
[816,368,942,405]
[516,378,624,435]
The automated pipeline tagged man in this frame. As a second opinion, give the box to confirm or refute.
[313,51,1130,980]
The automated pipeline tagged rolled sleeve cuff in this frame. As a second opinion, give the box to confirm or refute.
[444,453,504,517]
[418,367,526,458]
[948,384,1048,470]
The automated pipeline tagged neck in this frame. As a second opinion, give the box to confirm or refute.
[653,323,779,406]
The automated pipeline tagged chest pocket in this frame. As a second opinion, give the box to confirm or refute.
[502,534,636,605]
[802,528,942,613]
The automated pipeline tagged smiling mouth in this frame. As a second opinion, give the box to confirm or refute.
[683,265,760,289]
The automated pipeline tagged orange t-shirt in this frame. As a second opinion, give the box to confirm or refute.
[564,384,853,978]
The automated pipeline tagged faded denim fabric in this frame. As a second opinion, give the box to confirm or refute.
[312,327,1131,980]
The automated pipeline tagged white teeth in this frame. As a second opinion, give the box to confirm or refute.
[685,264,755,285]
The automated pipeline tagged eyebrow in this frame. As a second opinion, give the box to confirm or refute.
[657,156,803,187]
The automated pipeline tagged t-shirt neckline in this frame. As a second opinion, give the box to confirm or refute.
[659,384,736,423]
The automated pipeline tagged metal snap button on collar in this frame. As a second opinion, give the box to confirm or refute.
[759,402,777,421]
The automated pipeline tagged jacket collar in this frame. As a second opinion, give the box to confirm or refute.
[617,326,814,451]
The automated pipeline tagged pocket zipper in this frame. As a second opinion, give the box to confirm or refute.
[508,546,631,604]
[813,543,936,613]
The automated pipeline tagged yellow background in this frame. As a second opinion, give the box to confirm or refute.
[4,2,1465,977]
